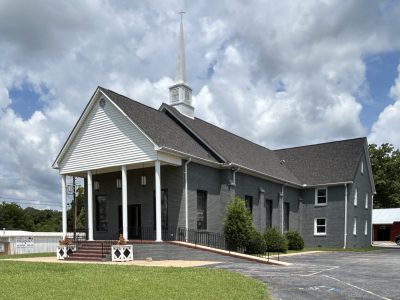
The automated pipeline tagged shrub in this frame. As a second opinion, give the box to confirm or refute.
[246,229,266,254]
[263,227,288,253]
[224,196,253,251]
[285,230,304,250]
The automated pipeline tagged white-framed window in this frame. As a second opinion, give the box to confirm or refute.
[354,188,358,206]
[315,188,327,206]
[364,219,368,236]
[365,193,369,209]
[353,217,357,236]
[361,160,364,175]
[314,218,327,236]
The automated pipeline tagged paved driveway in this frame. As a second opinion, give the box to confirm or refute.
[209,248,400,300]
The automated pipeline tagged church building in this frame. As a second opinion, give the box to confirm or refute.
[52,17,375,248]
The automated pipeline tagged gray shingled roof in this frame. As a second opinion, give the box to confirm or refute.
[100,88,219,163]
[162,105,301,184]
[102,87,365,187]
[275,138,366,185]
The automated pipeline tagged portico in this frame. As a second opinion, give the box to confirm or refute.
[60,158,183,242]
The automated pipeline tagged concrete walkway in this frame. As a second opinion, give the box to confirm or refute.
[3,256,220,267]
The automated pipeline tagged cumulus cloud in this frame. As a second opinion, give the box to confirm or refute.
[369,64,400,148]
[0,0,400,208]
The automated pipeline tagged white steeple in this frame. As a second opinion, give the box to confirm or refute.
[169,11,194,119]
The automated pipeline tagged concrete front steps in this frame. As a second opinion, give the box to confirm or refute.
[65,241,115,261]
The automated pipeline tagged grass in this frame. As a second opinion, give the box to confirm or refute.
[0,252,54,259]
[0,260,268,300]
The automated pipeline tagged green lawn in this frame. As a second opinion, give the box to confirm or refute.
[0,260,268,300]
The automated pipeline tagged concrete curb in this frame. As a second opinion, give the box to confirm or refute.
[169,241,292,266]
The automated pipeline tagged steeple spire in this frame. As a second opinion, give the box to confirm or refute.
[169,11,194,119]
[176,11,186,83]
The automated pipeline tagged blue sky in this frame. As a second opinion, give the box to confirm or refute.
[363,51,400,130]
[1,0,400,210]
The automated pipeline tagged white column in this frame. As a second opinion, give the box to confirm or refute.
[87,170,94,241]
[122,165,128,240]
[61,175,67,238]
[155,160,162,242]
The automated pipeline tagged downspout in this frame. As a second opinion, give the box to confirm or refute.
[232,168,239,185]
[184,158,192,242]
[281,185,285,234]
[344,183,348,249]
[371,194,374,246]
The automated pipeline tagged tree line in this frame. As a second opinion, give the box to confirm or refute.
[0,187,86,232]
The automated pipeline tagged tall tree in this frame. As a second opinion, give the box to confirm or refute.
[369,143,400,208]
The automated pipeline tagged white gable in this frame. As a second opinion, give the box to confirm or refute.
[59,95,157,174]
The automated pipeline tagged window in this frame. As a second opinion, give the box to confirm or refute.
[96,195,108,231]
[197,191,207,230]
[365,193,369,209]
[94,181,100,191]
[315,188,327,206]
[364,219,368,236]
[353,217,357,235]
[361,160,364,175]
[354,188,358,206]
[284,203,290,232]
[245,195,253,215]
[314,218,326,235]
[153,189,168,230]
[116,178,122,189]
[265,199,273,228]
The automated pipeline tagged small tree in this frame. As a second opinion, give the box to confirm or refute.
[263,227,288,253]
[224,196,253,251]
[285,230,304,250]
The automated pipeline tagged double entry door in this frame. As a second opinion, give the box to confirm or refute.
[118,204,141,240]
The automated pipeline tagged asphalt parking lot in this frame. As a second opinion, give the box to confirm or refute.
[209,248,400,300]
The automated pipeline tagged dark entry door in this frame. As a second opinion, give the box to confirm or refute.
[118,204,142,240]
[377,225,391,241]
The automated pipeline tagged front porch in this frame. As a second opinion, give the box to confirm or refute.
[60,159,187,243]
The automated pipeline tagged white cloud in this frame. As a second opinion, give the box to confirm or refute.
[0,0,400,209]
[369,64,400,148]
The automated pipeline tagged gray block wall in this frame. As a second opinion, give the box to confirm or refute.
[84,158,373,248]
[234,173,296,233]
[346,153,373,248]
[300,185,346,248]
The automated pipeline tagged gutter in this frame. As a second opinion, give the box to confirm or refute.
[184,158,192,242]
[158,147,224,167]
[344,183,348,249]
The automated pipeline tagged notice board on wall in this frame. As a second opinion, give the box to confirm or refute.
[16,237,34,248]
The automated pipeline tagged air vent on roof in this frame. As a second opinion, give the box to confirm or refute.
[99,98,106,108]
[280,159,286,166]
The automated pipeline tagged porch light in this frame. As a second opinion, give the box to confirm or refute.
[141,175,147,186]
[116,178,122,189]
[94,181,100,191]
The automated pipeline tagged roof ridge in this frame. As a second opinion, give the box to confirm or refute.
[274,137,366,151]
[99,86,164,114]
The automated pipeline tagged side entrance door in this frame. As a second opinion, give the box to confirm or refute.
[118,204,142,240]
